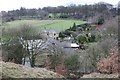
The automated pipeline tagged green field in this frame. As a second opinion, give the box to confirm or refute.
[3,20,86,32]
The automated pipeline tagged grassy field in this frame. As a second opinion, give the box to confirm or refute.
[3,20,86,32]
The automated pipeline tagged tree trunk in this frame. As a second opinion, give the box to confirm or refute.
[29,49,36,67]
[30,55,35,67]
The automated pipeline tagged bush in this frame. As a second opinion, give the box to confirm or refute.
[77,35,88,44]
[64,54,80,71]
[97,17,104,25]
[78,47,98,73]
[59,32,66,39]
[101,17,118,39]
[70,23,77,31]
[59,30,75,39]
[97,47,119,74]
[78,37,118,73]
[49,54,62,69]
[88,34,96,42]
[2,39,23,64]
[2,24,40,65]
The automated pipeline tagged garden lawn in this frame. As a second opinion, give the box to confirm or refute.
[3,20,86,32]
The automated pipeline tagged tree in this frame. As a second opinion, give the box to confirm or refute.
[59,32,66,39]
[97,16,105,25]
[64,54,80,71]
[77,35,88,44]
[19,7,27,16]
[49,53,63,70]
[71,23,77,31]
[2,24,44,67]
[2,26,25,63]
[46,42,64,70]
[2,38,23,64]
[20,39,45,67]
[88,34,96,42]
[16,24,45,67]
[97,47,119,73]
[27,8,38,17]
[101,17,118,39]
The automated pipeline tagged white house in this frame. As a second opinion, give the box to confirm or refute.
[70,43,79,48]
[62,42,79,48]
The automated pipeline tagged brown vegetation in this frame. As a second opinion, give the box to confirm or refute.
[0,61,64,78]
[81,72,119,78]
[97,47,120,74]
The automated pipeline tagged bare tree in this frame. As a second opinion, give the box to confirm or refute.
[2,23,45,67]
[38,39,65,70]
[19,38,46,67]
[15,24,46,67]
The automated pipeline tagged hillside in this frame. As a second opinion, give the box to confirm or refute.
[3,20,86,32]
[0,61,63,78]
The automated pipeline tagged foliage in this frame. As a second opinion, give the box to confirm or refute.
[101,17,118,39]
[2,27,25,63]
[2,2,115,21]
[96,16,105,25]
[2,39,23,64]
[97,47,119,73]
[88,34,96,42]
[47,43,64,70]
[59,30,77,39]
[59,32,66,39]
[49,54,63,69]
[64,54,80,71]
[70,23,77,31]
[78,36,118,73]
[97,38,117,58]
[77,35,88,44]
[78,43,100,73]
[2,24,42,67]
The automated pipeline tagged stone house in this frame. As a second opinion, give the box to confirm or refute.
[40,30,59,40]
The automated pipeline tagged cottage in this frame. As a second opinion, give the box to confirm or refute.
[40,30,59,40]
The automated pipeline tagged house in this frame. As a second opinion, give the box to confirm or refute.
[34,38,79,68]
[61,42,79,48]
[63,36,74,41]
[40,30,59,40]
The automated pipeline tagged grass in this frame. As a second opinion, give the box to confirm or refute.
[1,61,63,78]
[3,20,86,32]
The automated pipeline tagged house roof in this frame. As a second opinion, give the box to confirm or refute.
[25,38,76,56]
[61,42,79,48]
[41,30,58,33]
[71,43,79,47]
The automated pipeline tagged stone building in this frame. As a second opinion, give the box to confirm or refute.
[40,30,59,40]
